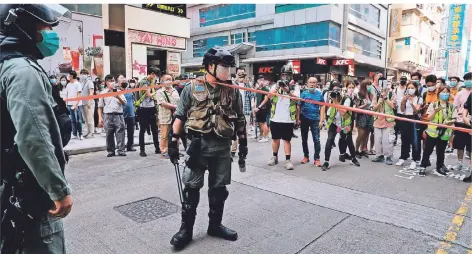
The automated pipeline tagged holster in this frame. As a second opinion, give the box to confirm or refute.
[185,134,202,169]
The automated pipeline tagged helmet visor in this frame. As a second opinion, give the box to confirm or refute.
[22,4,72,26]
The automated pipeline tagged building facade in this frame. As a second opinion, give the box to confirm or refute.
[182,4,389,83]
[387,4,445,81]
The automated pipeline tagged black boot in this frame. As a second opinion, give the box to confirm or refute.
[170,187,200,248]
[207,187,238,241]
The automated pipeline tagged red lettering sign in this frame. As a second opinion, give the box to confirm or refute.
[137,32,178,48]
[258,67,273,73]
[332,59,353,66]
[291,60,301,74]
[316,58,327,65]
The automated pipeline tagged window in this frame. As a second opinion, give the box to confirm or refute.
[254,21,341,52]
[349,4,380,27]
[231,33,246,44]
[199,4,256,27]
[274,4,326,14]
[62,4,102,16]
[192,36,228,57]
[248,32,256,42]
[346,30,382,59]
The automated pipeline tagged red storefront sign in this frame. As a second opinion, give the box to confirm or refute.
[286,60,301,74]
[332,59,354,66]
[258,67,274,73]
[316,58,327,65]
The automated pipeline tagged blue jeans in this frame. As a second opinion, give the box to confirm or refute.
[300,115,321,160]
[68,105,83,136]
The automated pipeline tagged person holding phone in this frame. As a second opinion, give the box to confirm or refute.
[418,87,457,176]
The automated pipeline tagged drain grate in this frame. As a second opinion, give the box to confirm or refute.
[114,197,179,223]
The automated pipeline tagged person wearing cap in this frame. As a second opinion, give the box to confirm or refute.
[253,74,270,143]
[168,46,247,249]
[0,4,73,252]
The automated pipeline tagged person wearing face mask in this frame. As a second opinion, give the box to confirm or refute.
[297,77,324,167]
[393,76,408,147]
[451,72,472,172]
[156,74,180,159]
[437,77,446,91]
[319,83,360,171]
[355,80,373,159]
[65,70,84,140]
[0,4,74,252]
[59,75,68,98]
[399,81,424,169]
[448,77,460,102]
[371,78,396,165]
[122,79,136,152]
[253,74,270,143]
[417,75,439,161]
[167,47,247,249]
[410,72,424,96]
[97,74,127,157]
[79,69,95,138]
[231,68,253,156]
[418,87,457,177]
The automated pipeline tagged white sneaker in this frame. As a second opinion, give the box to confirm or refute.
[453,164,464,171]
[268,156,278,166]
[396,159,405,166]
[79,135,84,140]
[72,135,78,139]
[285,160,294,170]
[409,161,417,170]
[258,137,269,143]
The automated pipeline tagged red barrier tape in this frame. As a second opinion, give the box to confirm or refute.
[64,78,472,134]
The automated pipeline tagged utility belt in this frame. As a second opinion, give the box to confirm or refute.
[105,112,123,115]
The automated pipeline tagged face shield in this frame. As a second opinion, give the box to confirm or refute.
[23,4,72,32]
[215,65,231,81]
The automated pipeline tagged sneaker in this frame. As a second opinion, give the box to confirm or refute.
[107,152,115,157]
[155,149,162,154]
[339,154,346,163]
[445,146,453,153]
[409,161,417,170]
[396,159,405,166]
[372,155,385,163]
[72,135,78,139]
[79,135,84,140]
[418,167,426,177]
[355,152,362,159]
[314,160,321,167]
[463,174,472,183]
[301,157,309,164]
[321,162,329,171]
[285,160,294,170]
[140,151,147,157]
[361,151,369,158]
[117,151,126,156]
[433,165,448,176]
[161,153,170,159]
[258,137,269,143]
[453,164,464,171]
[386,157,393,165]
[231,152,236,157]
[268,156,278,166]
[351,158,360,167]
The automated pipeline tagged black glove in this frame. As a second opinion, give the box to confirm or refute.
[238,144,248,158]
[168,140,179,164]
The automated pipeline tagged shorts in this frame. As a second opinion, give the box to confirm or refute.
[256,110,269,123]
[453,129,472,152]
[270,121,294,141]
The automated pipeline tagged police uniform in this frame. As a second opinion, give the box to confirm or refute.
[168,47,247,249]
[0,4,72,253]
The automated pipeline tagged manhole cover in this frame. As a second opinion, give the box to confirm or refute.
[114,197,179,223]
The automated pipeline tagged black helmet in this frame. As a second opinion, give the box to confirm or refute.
[257,74,265,80]
[1,4,71,37]
[281,64,293,75]
[202,46,236,68]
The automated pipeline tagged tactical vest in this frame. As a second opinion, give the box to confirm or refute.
[270,89,297,121]
[326,105,352,133]
[425,101,454,140]
[186,81,238,138]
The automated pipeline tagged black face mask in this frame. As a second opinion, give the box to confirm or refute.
[400,80,407,86]
[121,83,128,89]
[330,91,341,100]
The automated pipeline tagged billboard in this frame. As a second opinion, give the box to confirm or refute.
[446,4,466,49]
[38,13,104,79]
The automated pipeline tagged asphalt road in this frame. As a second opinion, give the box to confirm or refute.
[63,129,472,254]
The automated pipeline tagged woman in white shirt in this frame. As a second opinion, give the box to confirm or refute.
[399,81,424,169]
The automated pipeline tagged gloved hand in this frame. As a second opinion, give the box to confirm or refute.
[168,140,179,164]
[238,144,248,158]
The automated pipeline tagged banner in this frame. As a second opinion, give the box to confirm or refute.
[390,8,402,37]
[446,4,466,49]
[465,40,471,74]
[167,52,181,77]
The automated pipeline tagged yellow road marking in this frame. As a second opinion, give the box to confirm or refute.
[435,186,472,254]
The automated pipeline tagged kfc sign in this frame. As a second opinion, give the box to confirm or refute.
[316,58,327,65]
[287,60,301,74]
[258,67,274,73]
[332,59,354,66]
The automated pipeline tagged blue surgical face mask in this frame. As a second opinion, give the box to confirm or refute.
[449,81,457,87]
[439,92,450,101]
[308,87,315,93]
[464,80,472,88]
[50,79,56,84]
[36,30,60,57]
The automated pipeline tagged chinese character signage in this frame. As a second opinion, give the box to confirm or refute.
[446,4,465,49]
[142,4,186,18]
[390,8,402,37]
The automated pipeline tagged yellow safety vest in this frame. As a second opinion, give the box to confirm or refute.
[270,89,297,121]
[425,102,454,140]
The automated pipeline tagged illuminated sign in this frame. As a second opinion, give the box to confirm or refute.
[142,4,186,18]
[258,67,274,73]
[332,59,353,66]
[316,58,327,65]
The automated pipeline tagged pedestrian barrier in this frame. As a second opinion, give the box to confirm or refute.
[64,79,472,134]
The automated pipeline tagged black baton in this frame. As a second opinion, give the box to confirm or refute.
[173,163,184,204]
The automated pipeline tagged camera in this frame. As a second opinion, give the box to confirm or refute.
[278,80,289,87]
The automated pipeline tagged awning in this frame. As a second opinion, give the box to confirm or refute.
[222,42,254,54]
[241,53,343,63]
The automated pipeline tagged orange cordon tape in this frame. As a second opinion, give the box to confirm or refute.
[64,78,472,134]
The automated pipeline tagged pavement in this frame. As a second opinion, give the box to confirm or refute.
[63,128,472,254]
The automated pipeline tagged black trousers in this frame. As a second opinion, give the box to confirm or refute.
[421,135,447,169]
[324,124,338,162]
[339,128,356,158]
[138,107,159,151]
[124,117,135,150]
[398,114,421,161]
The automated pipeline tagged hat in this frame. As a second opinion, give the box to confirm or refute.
[257,74,265,80]
[400,76,408,81]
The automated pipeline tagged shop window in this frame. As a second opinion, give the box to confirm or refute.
[274,4,327,14]
[62,4,102,16]
[193,36,228,57]
[349,4,380,28]
[231,33,246,44]
[199,4,256,27]
[254,21,340,52]
[347,30,382,59]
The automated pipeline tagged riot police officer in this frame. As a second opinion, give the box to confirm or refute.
[168,47,248,249]
[0,4,73,253]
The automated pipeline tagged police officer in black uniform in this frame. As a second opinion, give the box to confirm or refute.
[168,47,248,249]
[0,4,73,253]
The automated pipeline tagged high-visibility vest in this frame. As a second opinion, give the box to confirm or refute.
[326,105,352,133]
[425,101,454,140]
[270,89,297,121]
